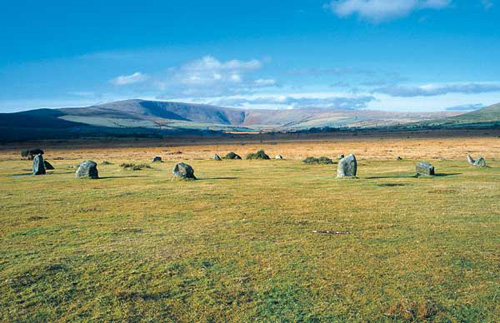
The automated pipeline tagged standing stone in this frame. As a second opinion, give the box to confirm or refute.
[337,154,357,178]
[76,160,99,179]
[173,162,196,180]
[474,157,486,167]
[275,155,284,160]
[416,162,435,176]
[467,154,475,165]
[32,154,46,175]
[43,160,55,170]
[152,156,162,162]
[213,154,222,161]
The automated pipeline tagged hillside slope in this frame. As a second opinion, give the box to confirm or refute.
[412,103,500,128]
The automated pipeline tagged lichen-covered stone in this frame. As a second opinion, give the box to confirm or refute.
[416,162,435,176]
[76,160,99,179]
[32,154,46,175]
[467,154,475,165]
[337,154,357,178]
[173,162,196,180]
[474,157,486,167]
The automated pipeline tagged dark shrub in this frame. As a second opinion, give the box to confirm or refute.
[303,156,334,165]
[246,149,270,160]
[21,148,44,160]
[120,163,151,171]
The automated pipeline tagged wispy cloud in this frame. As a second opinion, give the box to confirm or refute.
[326,0,452,22]
[208,95,375,110]
[482,0,493,9]
[111,72,149,86]
[374,82,500,97]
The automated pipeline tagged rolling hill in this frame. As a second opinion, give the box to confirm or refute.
[410,103,500,129]
[1,99,495,141]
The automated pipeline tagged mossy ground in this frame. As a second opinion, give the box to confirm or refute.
[0,141,499,322]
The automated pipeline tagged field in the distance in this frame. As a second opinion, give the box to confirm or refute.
[1,135,499,322]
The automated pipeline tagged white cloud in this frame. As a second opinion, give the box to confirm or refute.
[374,82,500,97]
[327,0,452,22]
[111,72,149,86]
[160,56,276,97]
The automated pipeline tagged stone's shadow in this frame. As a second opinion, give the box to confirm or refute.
[377,183,408,187]
[99,175,148,179]
[198,177,239,181]
[366,174,417,180]
[434,173,462,177]
[12,173,32,177]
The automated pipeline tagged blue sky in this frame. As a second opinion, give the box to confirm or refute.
[1,0,499,112]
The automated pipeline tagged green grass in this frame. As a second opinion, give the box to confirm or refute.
[0,158,499,322]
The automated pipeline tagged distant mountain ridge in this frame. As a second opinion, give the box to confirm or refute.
[1,99,497,141]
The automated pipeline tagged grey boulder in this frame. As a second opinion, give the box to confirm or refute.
[152,156,162,162]
[337,154,357,178]
[76,160,99,179]
[213,154,222,161]
[32,154,46,175]
[416,162,435,176]
[275,155,284,160]
[173,162,196,180]
[474,156,486,167]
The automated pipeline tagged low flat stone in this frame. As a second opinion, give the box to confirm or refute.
[474,156,486,167]
[173,162,196,180]
[275,155,284,160]
[416,162,435,176]
[76,160,99,179]
[152,156,162,162]
[213,154,222,161]
[32,154,46,175]
[43,160,55,170]
[337,154,357,178]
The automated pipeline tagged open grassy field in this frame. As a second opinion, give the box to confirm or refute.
[1,135,499,322]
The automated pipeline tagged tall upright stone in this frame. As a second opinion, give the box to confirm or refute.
[76,160,99,179]
[173,162,196,180]
[467,154,475,165]
[32,154,46,175]
[337,154,357,178]
[416,162,435,176]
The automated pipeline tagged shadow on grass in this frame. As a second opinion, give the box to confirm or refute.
[366,174,417,180]
[11,173,32,177]
[198,177,239,181]
[367,173,462,179]
[434,173,462,177]
[99,175,148,179]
